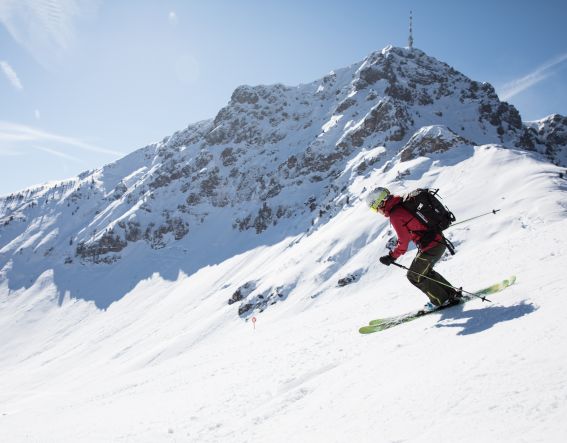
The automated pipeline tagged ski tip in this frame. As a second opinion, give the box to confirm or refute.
[359,324,388,334]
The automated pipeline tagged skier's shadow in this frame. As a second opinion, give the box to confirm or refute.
[434,300,537,335]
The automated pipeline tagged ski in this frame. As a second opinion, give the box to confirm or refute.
[359,276,516,334]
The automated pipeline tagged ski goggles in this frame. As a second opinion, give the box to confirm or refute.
[370,198,387,212]
[369,191,389,212]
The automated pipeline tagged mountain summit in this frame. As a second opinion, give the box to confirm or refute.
[0,46,565,308]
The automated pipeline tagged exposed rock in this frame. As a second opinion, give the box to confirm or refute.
[200,168,221,197]
[231,86,260,104]
[143,216,189,249]
[220,147,237,166]
[336,97,357,113]
[149,164,192,190]
[227,281,256,305]
[254,203,273,234]
[237,285,287,317]
[479,101,523,137]
[111,182,127,200]
[341,99,411,148]
[385,84,414,103]
[76,230,127,263]
[400,126,472,162]
[526,114,567,163]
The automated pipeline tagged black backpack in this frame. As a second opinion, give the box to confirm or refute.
[400,188,456,253]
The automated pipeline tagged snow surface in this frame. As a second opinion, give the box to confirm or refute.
[1,45,567,442]
[1,144,567,442]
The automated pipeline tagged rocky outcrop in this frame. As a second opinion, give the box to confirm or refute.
[76,230,127,264]
[400,126,472,162]
[479,99,523,138]
[526,114,567,164]
[338,98,411,149]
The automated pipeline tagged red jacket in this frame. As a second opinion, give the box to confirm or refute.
[382,195,442,259]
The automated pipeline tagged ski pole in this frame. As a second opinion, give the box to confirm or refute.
[391,262,491,302]
[450,209,501,228]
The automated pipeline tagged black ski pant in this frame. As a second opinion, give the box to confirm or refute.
[407,243,456,306]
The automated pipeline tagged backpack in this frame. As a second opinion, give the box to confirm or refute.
[400,188,456,254]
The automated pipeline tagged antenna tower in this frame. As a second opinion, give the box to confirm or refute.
[408,11,414,49]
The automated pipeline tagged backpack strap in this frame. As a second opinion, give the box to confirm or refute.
[395,205,438,251]
[441,235,456,255]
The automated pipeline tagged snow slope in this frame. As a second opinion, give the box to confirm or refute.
[1,143,567,442]
[1,45,567,442]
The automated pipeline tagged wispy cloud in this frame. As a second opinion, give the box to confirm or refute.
[0,121,122,156]
[0,60,23,90]
[0,0,100,66]
[33,145,83,162]
[499,52,567,100]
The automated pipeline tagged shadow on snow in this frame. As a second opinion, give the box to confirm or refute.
[434,300,537,335]
[2,215,315,310]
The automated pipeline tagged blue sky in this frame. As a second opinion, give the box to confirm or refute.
[1,0,566,196]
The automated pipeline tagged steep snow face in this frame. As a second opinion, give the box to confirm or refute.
[0,46,564,310]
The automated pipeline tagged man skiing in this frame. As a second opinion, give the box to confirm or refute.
[367,187,460,308]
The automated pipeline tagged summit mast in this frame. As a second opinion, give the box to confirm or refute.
[408,11,414,49]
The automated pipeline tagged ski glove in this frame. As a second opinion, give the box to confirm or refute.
[379,254,395,266]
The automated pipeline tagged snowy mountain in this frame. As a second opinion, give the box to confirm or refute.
[1,46,564,309]
[1,46,567,442]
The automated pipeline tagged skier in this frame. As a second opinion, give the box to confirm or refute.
[367,187,460,308]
